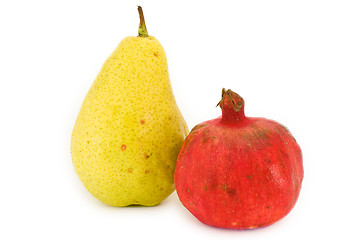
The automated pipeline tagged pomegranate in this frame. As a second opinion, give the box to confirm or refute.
[174,89,303,229]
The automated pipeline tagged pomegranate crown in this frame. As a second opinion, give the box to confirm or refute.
[217,88,245,122]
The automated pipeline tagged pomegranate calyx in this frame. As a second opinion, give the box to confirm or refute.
[217,88,246,123]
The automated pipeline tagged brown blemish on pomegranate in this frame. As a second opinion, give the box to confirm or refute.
[203,136,216,143]
[190,123,207,134]
[278,157,286,168]
[121,144,127,151]
[258,130,269,140]
[226,188,236,196]
[222,184,227,190]
[246,175,253,179]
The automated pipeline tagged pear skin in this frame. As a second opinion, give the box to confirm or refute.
[71,7,188,207]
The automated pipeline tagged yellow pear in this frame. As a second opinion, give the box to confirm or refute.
[71,6,188,207]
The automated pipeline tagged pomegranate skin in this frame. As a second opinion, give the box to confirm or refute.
[174,89,303,229]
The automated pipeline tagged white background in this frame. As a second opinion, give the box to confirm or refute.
[1,0,359,239]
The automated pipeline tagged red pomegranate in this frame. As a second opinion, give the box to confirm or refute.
[174,89,303,229]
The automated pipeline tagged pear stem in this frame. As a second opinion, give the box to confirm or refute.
[138,6,149,37]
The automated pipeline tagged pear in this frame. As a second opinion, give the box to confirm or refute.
[71,6,188,207]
